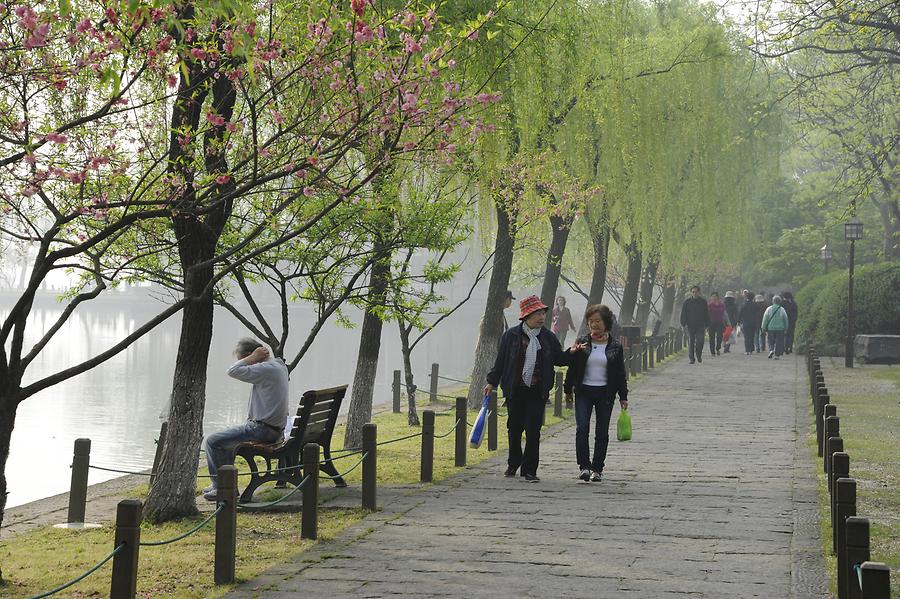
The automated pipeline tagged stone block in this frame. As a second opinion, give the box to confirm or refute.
[854,334,900,364]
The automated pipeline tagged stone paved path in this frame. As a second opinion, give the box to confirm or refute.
[225,351,828,598]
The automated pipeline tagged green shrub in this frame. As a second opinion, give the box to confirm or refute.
[796,262,900,352]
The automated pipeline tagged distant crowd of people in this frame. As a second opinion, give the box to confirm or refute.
[680,285,798,362]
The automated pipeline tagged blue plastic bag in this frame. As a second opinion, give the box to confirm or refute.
[469,395,490,448]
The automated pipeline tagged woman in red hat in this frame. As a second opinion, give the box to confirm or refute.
[483,295,578,482]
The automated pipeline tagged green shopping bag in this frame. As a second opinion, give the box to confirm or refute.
[616,408,632,441]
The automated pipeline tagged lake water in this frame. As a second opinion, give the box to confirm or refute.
[2,290,487,508]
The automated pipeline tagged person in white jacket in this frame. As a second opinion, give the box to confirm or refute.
[760,296,790,360]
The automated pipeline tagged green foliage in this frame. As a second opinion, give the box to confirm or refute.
[796,262,900,348]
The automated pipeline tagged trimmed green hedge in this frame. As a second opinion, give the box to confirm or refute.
[796,262,900,352]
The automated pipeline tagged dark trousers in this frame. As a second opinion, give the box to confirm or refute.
[687,326,705,360]
[785,325,796,353]
[574,385,615,472]
[507,385,545,476]
[767,331,785,356]
[708,322,724,353]
[743,325,758,353]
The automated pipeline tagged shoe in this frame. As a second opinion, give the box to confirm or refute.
[697,356,702,363]
[774,356,780,360]
[523,473,540,483]
[504,466,518,477]
[590,471,602,482]
[202,488,218,501]
[202,484,215,494]
[768,351,774,359]
[579,469,591,481]
[689,359,695,364]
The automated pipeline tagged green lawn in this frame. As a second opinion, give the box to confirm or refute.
[812,362,899,597]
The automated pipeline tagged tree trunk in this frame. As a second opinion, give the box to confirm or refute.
[578,222,610,337]
[618,244,642,325]
[466,202,516,409]
[398,323,419,426]
[876,199,898,260]
[0,395,19,544]
[344,245,392,449]
[659,281,677,330]
[539,213,573,313]
[635,259,659,333]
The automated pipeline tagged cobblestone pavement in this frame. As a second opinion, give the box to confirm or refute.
[226,350,828,598]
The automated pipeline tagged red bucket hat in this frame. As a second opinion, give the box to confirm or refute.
[518,295,548,320]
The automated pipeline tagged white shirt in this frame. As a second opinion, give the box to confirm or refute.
[583,342,608,386]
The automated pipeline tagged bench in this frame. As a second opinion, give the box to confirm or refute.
[235,384,348,503]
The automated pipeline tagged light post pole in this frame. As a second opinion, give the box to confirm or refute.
[843,218,863,368]
[820,243,832,273]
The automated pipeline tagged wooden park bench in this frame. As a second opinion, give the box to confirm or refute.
[234,384,348,503]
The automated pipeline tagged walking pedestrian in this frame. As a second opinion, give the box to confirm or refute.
[484,295,577,482]
[737,291,761,355]
[761,295,790,359]
[781,291,798,354]
[564,305,629,483]
[680,285,709,364]
[707,292,726,356]
[551,295,577,346]
[723,291,739,354]
[501,290,515,331]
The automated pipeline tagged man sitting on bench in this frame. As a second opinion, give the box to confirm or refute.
[203,337,289,501]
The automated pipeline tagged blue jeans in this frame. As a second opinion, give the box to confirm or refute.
[205,421,281,486]
[574,385,615,472]
[767,331,785,357]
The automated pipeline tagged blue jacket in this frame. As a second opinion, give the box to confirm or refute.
[486,324,573,399]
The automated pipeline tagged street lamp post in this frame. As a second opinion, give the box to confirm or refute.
[820,243,832,273]
[844,217,863,368]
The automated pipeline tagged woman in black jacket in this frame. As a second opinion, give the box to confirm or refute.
[563,304,629,482]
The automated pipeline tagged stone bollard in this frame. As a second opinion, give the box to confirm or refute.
[831,452,850,550]
[301,443,319,540]
[834,476,856,564]
[362,423,377,511]
[392,370,401,414]
[827,438,845,495]
[110,499,142,599]
[642,342,648,371]
[845,517,870,599]
[648,340,655,369]
[429,363,439,405]
[67,438,91,524]
[455,397,467,467]
[816,393,829,457]
[214,466,237,585]
[859,562,891,598]
[420,410,434,482]
[554,372,563,417]
[824,413,839,473]
[149,422,167,487]
[488,391,498,451]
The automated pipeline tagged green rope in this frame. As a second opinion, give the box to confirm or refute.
[853,563,863,591]
[434,418,463,439]
[139,503,225,546]
[236,475,310,510]
[27,543,124,599]
[322,452,367,480]
[376,432,422,446]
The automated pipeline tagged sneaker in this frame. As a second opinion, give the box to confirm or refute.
[523,473,540,483]
[579,469,591,481]
[768,351,775,359]
[504,466,518,477]
[202,488,218,501]
[202,484,215,494]
[689,359,695,364]
[590,471,602,482]
[774,356,780,360]
[697,356,702,363]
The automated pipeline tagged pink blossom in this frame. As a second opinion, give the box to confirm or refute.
[105,8,119,25]
[184,28,196,42]
[354,23,373,43]
[167,75,178,88]
[307,156,319,166]
[467,29,479,40]
[422,18,433,32]
[402,33,421,54]
[292,168,307,179]
[403,141,415,151]
[273,110,285,125]
[21,186,37,197]
[302,186,315,197]
[45,132,68,144]
[226,122,238,132]
[258,147,271,158]
[447,59,457,69]
[68,171,87,184]
[191,48,207,60]
[206,112,226,126]
[24,154,36,165]
[351,0,367,18]
[216,174,231,184]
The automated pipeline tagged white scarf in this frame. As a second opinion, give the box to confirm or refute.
[521,324,542,386]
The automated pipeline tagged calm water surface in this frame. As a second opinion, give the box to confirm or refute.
[3,291,483,508]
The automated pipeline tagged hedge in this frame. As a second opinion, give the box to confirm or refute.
[796,262,900,352]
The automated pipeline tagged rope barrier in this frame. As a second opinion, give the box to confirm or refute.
[27,543,124,599]
[376,431,423,446]
[320,448,365,464]
[236,475,310,510]
[87,464,154,477]
[139,503,225,546]
[853,563,863,591]
[434,418,463,439]
[322,452,368,480]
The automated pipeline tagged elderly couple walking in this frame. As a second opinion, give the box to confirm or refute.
[484,295,629,483]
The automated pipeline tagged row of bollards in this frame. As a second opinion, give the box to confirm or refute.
[624,329,684,378]
[808,347,891,599]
